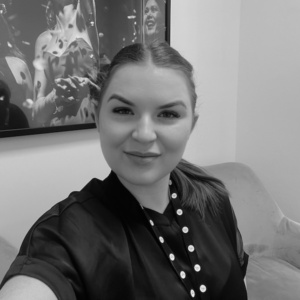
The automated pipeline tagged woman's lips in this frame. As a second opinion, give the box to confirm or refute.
[146,20,155,29]
[125,151,160,158]
[124,151,161,164]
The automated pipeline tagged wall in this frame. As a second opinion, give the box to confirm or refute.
[0,0,241,248]
[172,0,241,165]
[0,130,109,248]
[236,0,300,221]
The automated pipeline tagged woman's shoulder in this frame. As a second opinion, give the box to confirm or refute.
[5,57,32,86]
[5,56,28,70]
[36,31,52,42]
[16,178,125,260]
[37,178,114,222]
[23,178,119,242]
[35,31,52,50]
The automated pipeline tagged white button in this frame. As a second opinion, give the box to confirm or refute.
[190,289,195,297]
[176,209,183,216]
[169,253,175,261]
[180,271,186,279]
[169,180,172,185]
[149,220,154,226]
[188,245,195,252]
[199,285,207,293]
[159,236,164,243]
[194,264,201,272]
[182,226,189,233]
[171,193,177,199]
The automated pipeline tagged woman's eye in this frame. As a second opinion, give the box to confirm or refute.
[159,111,180,119]
[112,107,134,115]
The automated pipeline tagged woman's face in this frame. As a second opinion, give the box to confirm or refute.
[144,0,163,37]
[97,63,196,187]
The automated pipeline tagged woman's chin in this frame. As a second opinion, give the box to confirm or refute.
[117,170,167,188]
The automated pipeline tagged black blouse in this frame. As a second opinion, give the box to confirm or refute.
[1,172,248,299]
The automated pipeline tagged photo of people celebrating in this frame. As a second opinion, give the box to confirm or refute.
[0,0,169,136]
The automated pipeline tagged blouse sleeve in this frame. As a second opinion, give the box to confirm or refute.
[228,201,249,277]
[0,203,80,300]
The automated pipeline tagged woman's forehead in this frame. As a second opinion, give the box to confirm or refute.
[111,63,187,88]
[146,0,159,7]
[102,63,192,105]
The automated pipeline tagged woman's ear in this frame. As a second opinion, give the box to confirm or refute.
[191,114,199,132]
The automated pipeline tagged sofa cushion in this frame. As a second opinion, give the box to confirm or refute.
[0,237,17,283]
[247,255,300,300]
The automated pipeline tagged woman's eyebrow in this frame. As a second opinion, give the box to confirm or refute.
[108,94,134,106]
[159,101,187,109]
[108,96,187,109]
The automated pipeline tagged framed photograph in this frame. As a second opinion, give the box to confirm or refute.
[0,0,170,138]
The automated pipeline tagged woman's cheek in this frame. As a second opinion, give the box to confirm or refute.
[163,124,192,152]
[103,119,133,146]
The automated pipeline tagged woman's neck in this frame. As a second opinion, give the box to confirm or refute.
[118,175,170,214]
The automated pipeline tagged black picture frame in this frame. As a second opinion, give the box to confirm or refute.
[0,0,170,138]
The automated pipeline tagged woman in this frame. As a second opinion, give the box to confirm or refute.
[0,42,248,299]
[143,0,166,45]
[0,6,34,128]
[33,0,99,126]
[0,79,29,130]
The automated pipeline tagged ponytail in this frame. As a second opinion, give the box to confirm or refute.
[171,159,229,219]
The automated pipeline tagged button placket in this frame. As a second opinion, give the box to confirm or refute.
[180,271,186,279]
[200,284,207,293]
[159,236,164,243]
[171,187,208,299]
[194,264,201,272]
[169,253,175,261]
[190,289,195,298]
[188,245,195,252]
[182,226,189,234]
[176,209,183,216]
[139,178,208,299]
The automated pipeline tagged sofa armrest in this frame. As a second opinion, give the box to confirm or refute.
[0,237,18,282]
[272,216,300,269]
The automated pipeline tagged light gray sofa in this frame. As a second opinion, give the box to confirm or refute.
[206,162,300,300]
[0,237,17,283]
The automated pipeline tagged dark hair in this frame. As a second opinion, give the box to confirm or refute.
[0,14,25,60]
[45,1,56,29]
[45,0,78,29]
[0,79,10,102]
[0,80,10,128]
[95,42,229,218]
[145,0,166,13]
[45,0,95,29]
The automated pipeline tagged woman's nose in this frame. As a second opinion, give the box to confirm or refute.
[132,116,157,143]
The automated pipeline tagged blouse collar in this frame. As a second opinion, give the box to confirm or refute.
[89,171,175,225]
